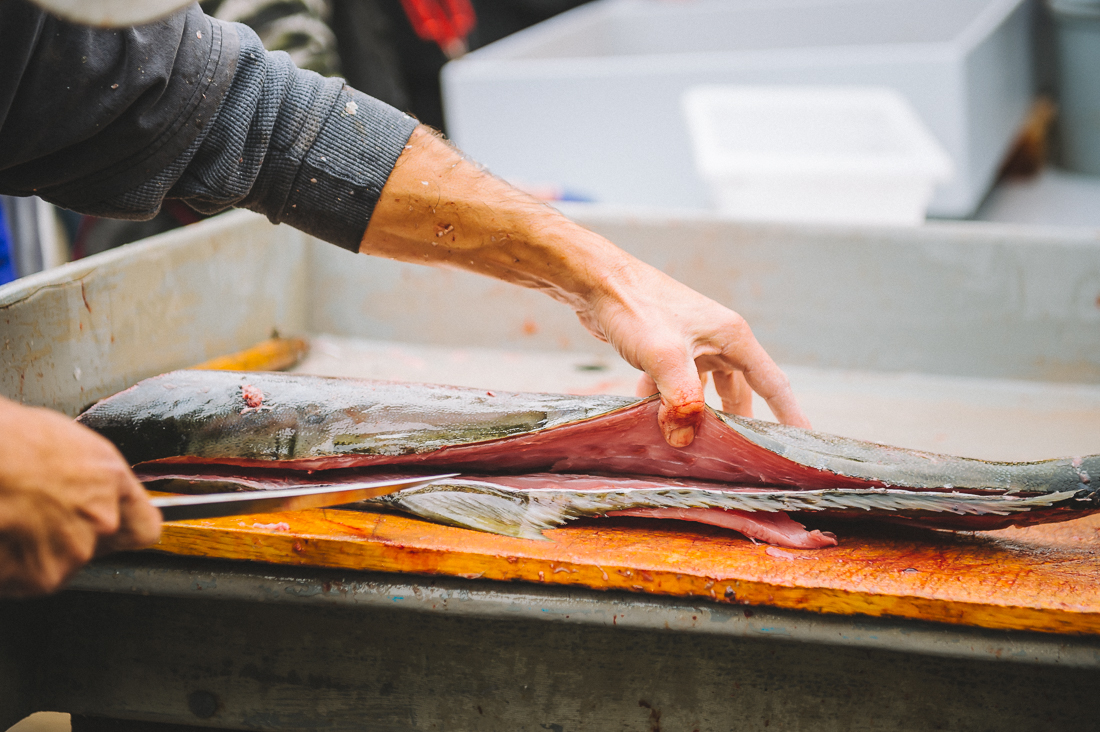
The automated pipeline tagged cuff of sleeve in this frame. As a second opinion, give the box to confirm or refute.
[273,87,418,252]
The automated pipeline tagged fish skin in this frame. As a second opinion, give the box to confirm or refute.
[79,370,633,466]
[80,370,1100,545]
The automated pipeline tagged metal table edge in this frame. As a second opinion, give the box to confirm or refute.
[64,553,1100,669]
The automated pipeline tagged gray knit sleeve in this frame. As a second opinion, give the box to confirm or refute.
[97,22,419,252]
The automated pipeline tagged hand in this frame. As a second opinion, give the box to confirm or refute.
[575,256,811,447]
[0,397,161,596]
[363,126,809,448]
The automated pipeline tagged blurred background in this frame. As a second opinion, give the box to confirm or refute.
[2,0,1099,274]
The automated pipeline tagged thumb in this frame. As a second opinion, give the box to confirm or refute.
[645,351,707,448]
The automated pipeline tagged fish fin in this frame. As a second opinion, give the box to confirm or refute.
[378,484,564,541]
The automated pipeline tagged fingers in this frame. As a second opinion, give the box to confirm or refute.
[74,428,160,555]
[713,370,753,419]
[643,348,708,448]
[734,344,811,429]
[688,316,808,429]
[122,481,163,547]
[761,387,811,430]
[45,502,98,586]
[639,346,805,446]
[580,258,809,443]
[0,400,162,595]
[0,493,97,596]
[96,476,162,556]
[652,331,809,433]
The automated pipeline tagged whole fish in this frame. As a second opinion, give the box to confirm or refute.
[78,370,1100,548]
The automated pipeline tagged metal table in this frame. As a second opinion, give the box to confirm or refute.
[2,209,1100,730]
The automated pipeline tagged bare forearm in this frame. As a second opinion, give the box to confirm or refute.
[361,126,633,312]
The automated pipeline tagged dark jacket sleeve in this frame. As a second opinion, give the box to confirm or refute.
[0,0,418,252]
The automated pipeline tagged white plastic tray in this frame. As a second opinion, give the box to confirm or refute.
[682,85,953,224]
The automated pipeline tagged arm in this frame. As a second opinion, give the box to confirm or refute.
[2,3,806,444]
[363,128,810,446]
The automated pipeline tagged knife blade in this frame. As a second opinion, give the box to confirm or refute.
[146,474,458,522]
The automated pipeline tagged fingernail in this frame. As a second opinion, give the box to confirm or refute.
[667,425,695,448]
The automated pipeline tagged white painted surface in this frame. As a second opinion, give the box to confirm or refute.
[0,210,308,414]
[312,207,1100,384]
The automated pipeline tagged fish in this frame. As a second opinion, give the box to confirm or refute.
[78,370,1100,548]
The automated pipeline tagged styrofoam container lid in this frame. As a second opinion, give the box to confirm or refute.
[683,86,954,180]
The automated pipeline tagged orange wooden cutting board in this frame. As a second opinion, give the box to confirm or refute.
[151,506,1100,636]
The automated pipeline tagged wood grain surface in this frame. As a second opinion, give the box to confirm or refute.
[191,337,309,372]
[151,505,1100,636]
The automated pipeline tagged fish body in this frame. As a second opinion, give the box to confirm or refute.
[79,371,1100,548]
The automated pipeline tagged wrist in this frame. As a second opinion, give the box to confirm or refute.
[530,218,637,307]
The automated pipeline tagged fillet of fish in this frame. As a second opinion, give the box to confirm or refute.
[78,371,1100,548]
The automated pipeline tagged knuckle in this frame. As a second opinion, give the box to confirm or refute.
[726,311,749,330]
[647,342,688,368]
[759,371,793,400]
[712,310,749,336]
[102,460,135,487]
[89,501,122,535]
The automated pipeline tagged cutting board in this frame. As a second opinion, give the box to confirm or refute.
[152,507,1100,636]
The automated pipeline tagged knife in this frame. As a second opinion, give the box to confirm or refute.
[146,474,458,522]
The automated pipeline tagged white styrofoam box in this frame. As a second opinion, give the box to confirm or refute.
[683,86,954,224]
[442,0,1034,218]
